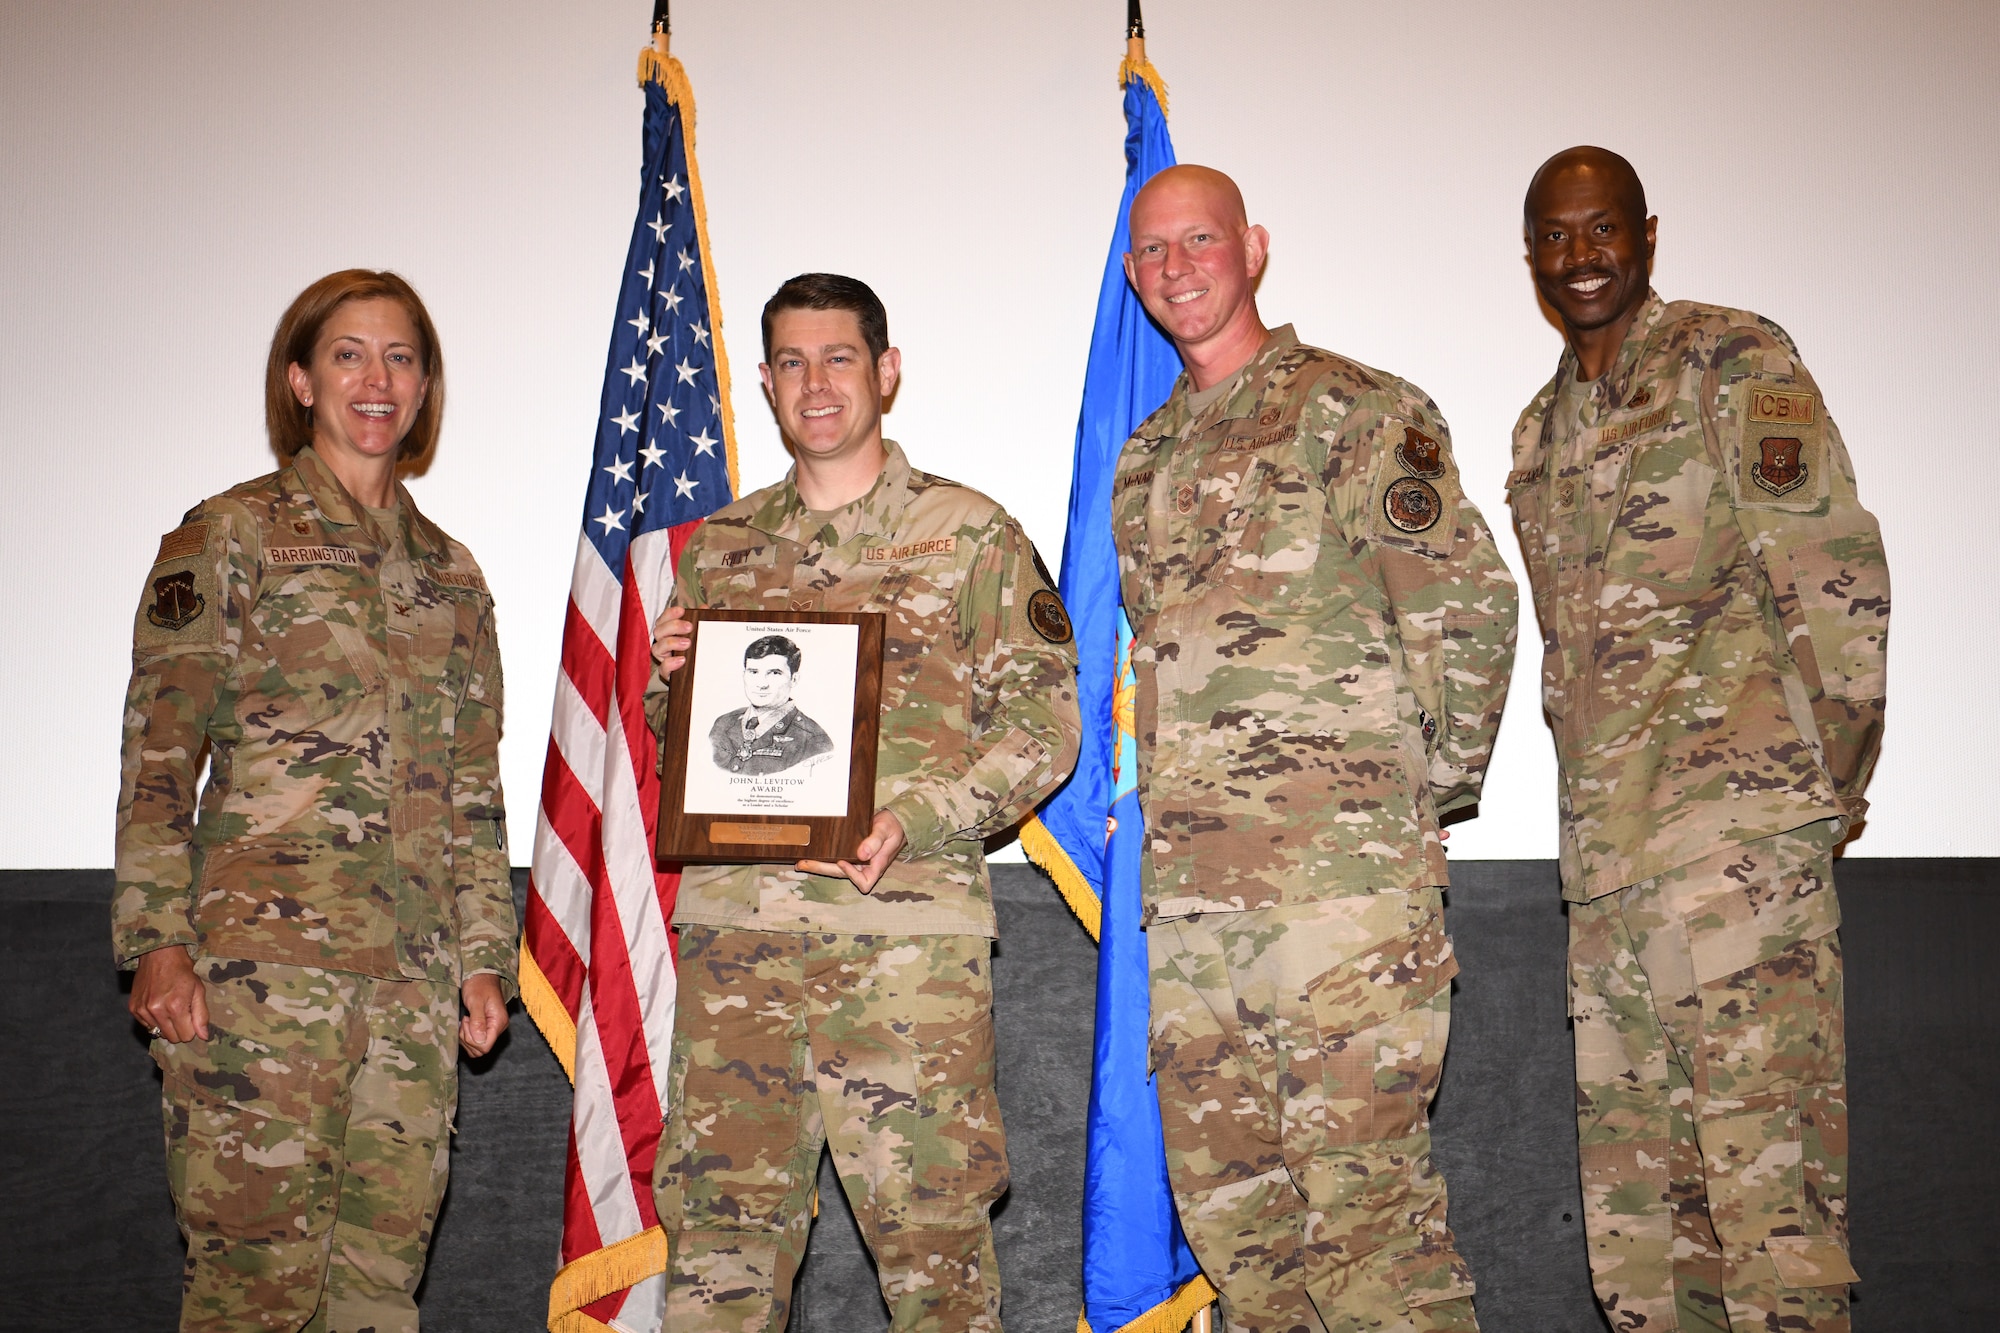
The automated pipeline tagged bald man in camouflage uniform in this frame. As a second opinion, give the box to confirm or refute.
[647,274,1080,1331]
[1115,166,1517,1332]
[1512,147,1886,1332]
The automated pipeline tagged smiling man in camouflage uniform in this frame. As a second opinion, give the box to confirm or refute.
[646,273,1080,1331]
[1114,165,1518,1332]
[1510,147,1888,1332]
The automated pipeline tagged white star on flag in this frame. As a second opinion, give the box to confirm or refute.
[675,358,700,385]
[604,457,635,484]
[627,308,650,337]
[674,472,698,498]
[663,174,686,203]
[621,356,648,386]
[638,260,654,287]
[677,248,696,273]
[639,441,667,469]
[631,489,649,514]
[648,215,670,243]
[692,320,711,348]
[691,429,718,457]
[611,407,640,436]
[660,288,685,315]
[591,504,625,533]
[657,401,681,427]
[646,328,669,358]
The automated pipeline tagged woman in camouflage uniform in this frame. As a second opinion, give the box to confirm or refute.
[117,270,516,1333]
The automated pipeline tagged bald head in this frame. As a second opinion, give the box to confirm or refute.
[1525,146,1647,232]
[1131,164,1250,233]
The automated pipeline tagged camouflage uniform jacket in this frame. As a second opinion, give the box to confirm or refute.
[651,441,1082,937]
[1508,293,1889,902]
[113,447,516,992]
[1113,326,1518,920]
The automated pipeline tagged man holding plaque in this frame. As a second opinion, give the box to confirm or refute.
[1112,166,1519,1330]
[646,273,1081,1330]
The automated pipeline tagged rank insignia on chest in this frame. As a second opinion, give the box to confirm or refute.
[1174,482,1196,515]
[1752,436,1808,496]
[146,570,206,631]
[1626,387,1653,408]
[1396,425,1445,479]
[1383,476,1443,533]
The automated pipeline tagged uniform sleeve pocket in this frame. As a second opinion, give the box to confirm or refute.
[1787,527,1889,700]
[1305,914,1459,1041]
[1764,1235,1859,1288]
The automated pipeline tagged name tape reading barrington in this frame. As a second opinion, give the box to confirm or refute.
[861,536,956,564]
[267,545,360,566]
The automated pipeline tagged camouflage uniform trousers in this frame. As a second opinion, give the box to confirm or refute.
[1148,888,1479,1333]
[1569,821,1857,1332]
[654,926,1008,1332]
[153,958,459,1333]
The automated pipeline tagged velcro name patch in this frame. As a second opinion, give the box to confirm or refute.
[862,536,957,564]
[267,545,360,566]
[1116,468,1155,494]
[154,522,209,565]
[434,569,489,593]
[1596,404,1672,446]
[1746,387,1815,425]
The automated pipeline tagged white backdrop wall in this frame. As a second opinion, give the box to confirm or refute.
[3,1,1992,868]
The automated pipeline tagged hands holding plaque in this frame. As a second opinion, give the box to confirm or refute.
[650,605,898,888]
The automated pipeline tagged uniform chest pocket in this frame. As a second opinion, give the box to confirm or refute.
[1605,445,1717,589]
[252,566,384,722]
[1221,458,1321,606]
[1506,480,1559,634]
[694,544,780,603]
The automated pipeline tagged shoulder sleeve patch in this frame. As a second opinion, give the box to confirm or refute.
[1364,417,1461,557]
[134,520,223,655]
[1729,379,1827,512]
[1026,588,1074,644]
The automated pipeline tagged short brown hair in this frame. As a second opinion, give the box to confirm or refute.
[760,273,889,364]
[265,269,445,467]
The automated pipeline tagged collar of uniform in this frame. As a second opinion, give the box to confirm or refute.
[1193,323,1299,432]
[1559,291,1667,408]
[766,439,912,547]
[291,446,447,564]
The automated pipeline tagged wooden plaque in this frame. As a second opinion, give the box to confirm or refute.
[655,609,884,864]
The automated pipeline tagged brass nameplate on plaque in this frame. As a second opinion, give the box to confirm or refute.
[708,822,812,846]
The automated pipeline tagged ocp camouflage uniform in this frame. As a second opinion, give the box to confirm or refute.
[1113,327,1519,1332]
[113,446,516,1332]
[1509,293,1887,1331]
[647,441,1081,1331]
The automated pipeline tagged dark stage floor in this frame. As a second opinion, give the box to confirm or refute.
[1,859,1990,1332]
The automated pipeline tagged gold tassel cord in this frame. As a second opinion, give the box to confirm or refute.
[517,942,577,1083]
[1075,1274,1220,1333]
[1019,815,1104,941]
[637,43,742,498]
[1118,36,1170,115]
[547,1226,670,1333]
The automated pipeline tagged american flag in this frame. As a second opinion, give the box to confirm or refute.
[522,43,736,1333]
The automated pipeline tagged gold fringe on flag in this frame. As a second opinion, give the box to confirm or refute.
[1119,36,1170,113]
[1074,1273,1219,1333]
[637,38,741,497]
[1020,814,1104,942]
[547,1226,669,1333]
[517,941,576,1082]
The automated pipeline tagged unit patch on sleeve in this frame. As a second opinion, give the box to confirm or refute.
[1730,379,1826,511]
[1383,476,1443,533]
[135,520,222,653]
[1395,426,1445,479]
[1026,588,1074,644]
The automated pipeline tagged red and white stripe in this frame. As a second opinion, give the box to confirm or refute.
[527,520,699,1333]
